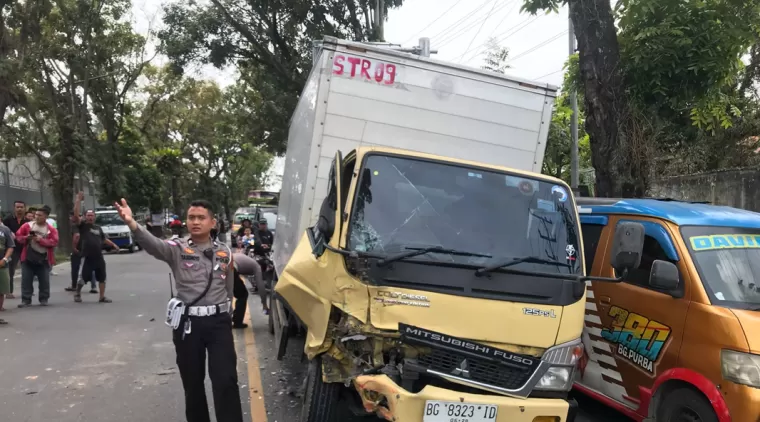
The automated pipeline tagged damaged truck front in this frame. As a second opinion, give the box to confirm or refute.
[269,36,646,422]
[273,148,645,422]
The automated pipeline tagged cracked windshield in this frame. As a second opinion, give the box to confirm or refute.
[348,154,580,273]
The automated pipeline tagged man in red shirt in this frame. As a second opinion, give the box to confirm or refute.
[15,206,59,307]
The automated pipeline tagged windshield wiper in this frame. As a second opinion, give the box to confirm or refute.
[376,246,492,267]
[475,256,571,276]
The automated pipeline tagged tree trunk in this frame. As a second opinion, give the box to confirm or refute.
[570,0,638,197]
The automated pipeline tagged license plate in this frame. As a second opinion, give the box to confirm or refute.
[423,400,498,422]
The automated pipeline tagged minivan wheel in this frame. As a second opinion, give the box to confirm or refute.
[657,388,718,422]
[300,356,341,422]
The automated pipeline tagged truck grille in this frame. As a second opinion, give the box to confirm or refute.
[416,348,533,390]
[399,323,541,395]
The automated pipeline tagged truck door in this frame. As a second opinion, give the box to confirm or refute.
[272,152,345,359]
[587,216,689,410]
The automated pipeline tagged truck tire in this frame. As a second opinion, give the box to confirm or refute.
[656,387,718,422]
[300,356,341,422]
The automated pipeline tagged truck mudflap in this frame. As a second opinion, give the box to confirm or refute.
[271,294,290,360]
[352,374,573,422]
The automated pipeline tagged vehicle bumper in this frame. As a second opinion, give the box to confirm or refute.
[109,237,133,248]
[354,374,576,422]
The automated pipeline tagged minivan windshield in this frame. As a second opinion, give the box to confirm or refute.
[347,154,581,274]
[682,226,760,310]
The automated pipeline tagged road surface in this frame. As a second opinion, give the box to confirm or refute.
[0,250,632,421]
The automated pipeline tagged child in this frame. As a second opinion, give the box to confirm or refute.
[240,228,256,254]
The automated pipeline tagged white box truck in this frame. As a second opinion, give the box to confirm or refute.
[273,36,558,276]
[266,36,644,422]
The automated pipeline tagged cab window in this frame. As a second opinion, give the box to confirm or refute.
[580,223,604,274]
[627,235,681,291]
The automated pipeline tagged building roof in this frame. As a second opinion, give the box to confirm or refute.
[575,198,760,228]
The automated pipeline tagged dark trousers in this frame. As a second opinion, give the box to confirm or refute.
[232,275,248,326]
[172,313,243,422]
[70,253,81,289]
[7,251,20,294]
[21,261,50,304]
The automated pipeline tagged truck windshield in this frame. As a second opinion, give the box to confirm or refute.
[347,154,581,274]
[682,226,760,310]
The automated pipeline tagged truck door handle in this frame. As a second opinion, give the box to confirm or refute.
[599,296,611,305]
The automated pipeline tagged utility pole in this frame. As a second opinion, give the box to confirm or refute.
[569,16,579,190]
[375,0,385,41]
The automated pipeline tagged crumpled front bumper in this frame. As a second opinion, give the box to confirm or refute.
[354,374,577,422]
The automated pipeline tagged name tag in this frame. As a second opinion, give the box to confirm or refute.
[181,254,200,261]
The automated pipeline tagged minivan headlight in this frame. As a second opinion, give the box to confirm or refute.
[721,349,760,388]
[535,338,584,392]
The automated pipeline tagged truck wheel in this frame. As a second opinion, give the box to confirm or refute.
[657,388,718,422]
[300,357,341,422]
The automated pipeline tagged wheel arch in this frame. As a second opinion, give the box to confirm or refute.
[648,368,731,422]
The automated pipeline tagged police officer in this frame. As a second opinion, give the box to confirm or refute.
[115,198,259,422]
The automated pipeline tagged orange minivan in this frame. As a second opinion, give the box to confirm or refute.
[576,198,760,422]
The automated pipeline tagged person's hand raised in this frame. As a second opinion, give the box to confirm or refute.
[76,191,85,202]
[114,198,134,225]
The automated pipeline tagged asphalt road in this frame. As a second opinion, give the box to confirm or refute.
[0,250,632,422]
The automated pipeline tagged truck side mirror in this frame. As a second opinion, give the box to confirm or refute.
[649,260,679,290]
[610,222,645,274]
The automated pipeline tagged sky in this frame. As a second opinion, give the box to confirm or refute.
[129,0,572,191]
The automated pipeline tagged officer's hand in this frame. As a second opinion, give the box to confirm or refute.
[114,198,135,226]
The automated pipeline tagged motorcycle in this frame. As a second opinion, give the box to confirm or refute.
[248,247,274,295]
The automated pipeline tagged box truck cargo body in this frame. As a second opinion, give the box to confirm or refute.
[273,36,558,274]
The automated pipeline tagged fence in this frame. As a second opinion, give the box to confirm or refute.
[0,156,99,219]
[650,167,760,212]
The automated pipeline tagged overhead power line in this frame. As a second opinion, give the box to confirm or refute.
[507,30,568,63]
[458,14,540,63]
[536,68,564,80]
[429,0,496,42]
[433,0,512,48]
[402,0,465,45]
[457,0,501,62]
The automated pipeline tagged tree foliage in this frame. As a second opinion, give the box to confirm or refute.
[521,0,760,196]
[157,0,405,154]
[481,37,511,74]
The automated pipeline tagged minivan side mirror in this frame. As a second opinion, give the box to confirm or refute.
[610,222,645,274]
[650,260,679,291]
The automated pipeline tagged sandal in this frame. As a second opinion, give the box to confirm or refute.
[89,289,98,294]
[65,287,76,292]
[0,319,7,325]
[99,297,112,303]
[74,294,82,303]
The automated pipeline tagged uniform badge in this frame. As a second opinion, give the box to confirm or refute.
[183,262,195,268]
[166,240,177,246]
[184,248,194,254]
[220,273,227,280]
[220,263,228,271]
[215,251,228,258]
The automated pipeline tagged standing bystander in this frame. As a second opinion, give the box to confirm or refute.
[0,219,15,320]
[72,192,118,303]
[15,206,59,307]
[2,200,27,299]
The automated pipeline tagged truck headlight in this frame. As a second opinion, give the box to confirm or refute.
[721,349,760,388]
[535,338,584,392]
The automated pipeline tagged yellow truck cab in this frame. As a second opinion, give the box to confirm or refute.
[577,197,760,422]
[272,147,646,422]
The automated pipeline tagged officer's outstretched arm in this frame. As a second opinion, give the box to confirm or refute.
[131,224,178,264]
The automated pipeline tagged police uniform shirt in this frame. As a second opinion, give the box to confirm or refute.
[131,225,234,306]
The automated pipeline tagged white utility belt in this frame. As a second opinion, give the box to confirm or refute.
[166,298,231,331]
[188,300,232,316]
